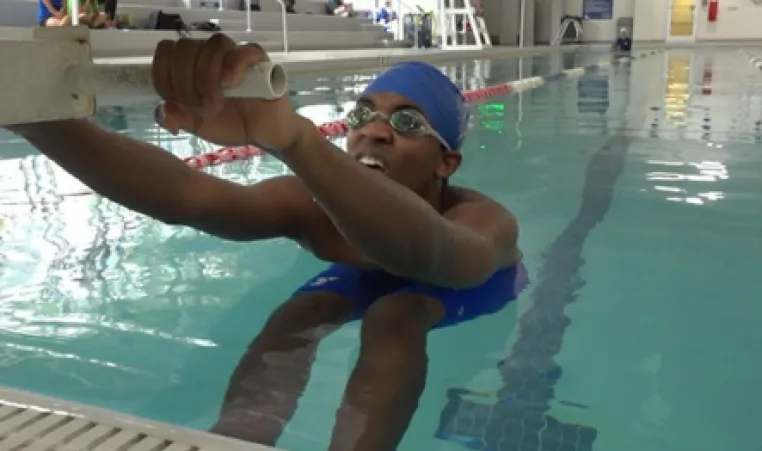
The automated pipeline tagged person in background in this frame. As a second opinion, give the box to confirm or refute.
[38,0,66,26]
[613,27,632,53]
[6,35,526,451]
[66,0,107,27]
[101,0,118,28]
[375,0,396,32]
[329,0,354,17]
[284,0,296,14]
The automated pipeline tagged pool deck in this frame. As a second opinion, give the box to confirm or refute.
[92,41,751,76]
[94,45,590,75]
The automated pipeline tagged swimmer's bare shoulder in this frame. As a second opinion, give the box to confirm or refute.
[441,185,522,267]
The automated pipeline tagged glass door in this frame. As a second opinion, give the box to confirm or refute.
[667,0,698,42]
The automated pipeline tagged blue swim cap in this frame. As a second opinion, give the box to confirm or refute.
[362,62,469,151]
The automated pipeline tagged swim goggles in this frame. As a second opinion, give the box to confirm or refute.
[345,105,452,151]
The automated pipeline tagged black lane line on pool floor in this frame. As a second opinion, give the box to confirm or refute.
[435,135,629,451]
[435,53,658,451]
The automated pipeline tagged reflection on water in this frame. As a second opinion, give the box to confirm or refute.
[646,159,728,206]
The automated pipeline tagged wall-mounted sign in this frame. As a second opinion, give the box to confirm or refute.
[583,0,613,20]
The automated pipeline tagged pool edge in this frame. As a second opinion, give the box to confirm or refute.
[0,385,283,450]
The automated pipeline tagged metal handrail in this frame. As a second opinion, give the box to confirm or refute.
[183,0,285,51]
[71,0,80,25]
[519,0,525,47]
[245,0,252,31]
[389,0,421,41]
[276,0,289,52]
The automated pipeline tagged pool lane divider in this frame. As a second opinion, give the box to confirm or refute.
[182,50,663,170]
[739,49,762,70]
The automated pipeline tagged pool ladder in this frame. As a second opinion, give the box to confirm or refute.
[438,0,492,49]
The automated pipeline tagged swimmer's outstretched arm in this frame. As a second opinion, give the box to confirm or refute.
[281,116,517,289]
[9,120,306,240]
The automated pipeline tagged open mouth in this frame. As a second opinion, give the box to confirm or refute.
[358,156,386,172]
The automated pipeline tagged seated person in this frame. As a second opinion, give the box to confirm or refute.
[38,0,66,26]
[613,27,632,53]
[101,0,119,28]
[328,0,354,17]
[375,0,396,31]
[66,0,107,27]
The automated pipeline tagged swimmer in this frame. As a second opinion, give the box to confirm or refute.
[67,0,107,27]
[5,34,525,451]
[613,27,632,54]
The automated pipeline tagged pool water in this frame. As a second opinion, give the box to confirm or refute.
[1,47,761,451]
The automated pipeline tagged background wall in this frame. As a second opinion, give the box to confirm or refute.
[695,0,762,40]
[634,0,762,42]
[534,0,563,44]
[564,0,634,43]
[470,0,535,45]
[228,0,762,44]
[632,0,669,41]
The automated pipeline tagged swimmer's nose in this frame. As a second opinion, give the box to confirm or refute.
[356,116,394,145]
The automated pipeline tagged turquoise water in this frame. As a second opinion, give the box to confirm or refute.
[0,47,761,451]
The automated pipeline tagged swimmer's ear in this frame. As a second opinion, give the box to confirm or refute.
[436,151,461,179]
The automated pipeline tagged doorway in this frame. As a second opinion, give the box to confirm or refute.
[666,0,698,42]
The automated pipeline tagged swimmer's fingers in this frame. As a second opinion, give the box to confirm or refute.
[195,34,238,111]
[156,102,238,143]
[153,39,179,106]
[153,34,238,116]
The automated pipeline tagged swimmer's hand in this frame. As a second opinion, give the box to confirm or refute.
[152,34,304,152]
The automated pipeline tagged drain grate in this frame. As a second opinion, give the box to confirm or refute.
[0,387,281,451]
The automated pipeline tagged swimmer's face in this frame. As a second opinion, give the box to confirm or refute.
[346,92,462,195]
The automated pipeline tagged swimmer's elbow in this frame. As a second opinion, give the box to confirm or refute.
[413,233,499,289]
[417,260,495,289]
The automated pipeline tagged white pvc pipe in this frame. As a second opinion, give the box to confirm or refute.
[71,0,80,26]
[395,0,403,41]
[276,0,289,53]
[246,0,252,31]
[74,62,287,98]
[437,0,446,47]
[518,0,525,48]
[0,37,288,126]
